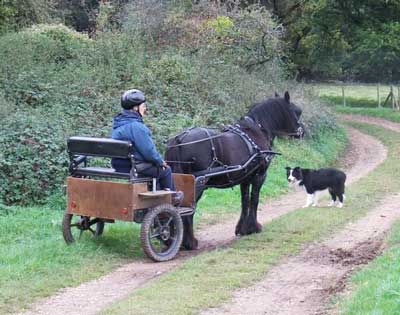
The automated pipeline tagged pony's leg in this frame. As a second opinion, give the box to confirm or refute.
[181,214,198,250]
[235,181,250,236]
[247,172,266,234]
[181,185,205,250]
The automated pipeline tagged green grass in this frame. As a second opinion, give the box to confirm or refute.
[338,220,400,315]
[309,82,400,123]
[0,208,144,314]
[0,128,347,314]
[101,122,400,315]
[335,106,400,124]
[311,83,397,101]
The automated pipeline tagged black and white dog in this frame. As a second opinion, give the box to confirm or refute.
[286,167,347,208]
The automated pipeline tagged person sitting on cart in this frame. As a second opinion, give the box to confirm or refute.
[111,89,183,206]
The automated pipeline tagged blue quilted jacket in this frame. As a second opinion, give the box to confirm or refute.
[111,110,163,172]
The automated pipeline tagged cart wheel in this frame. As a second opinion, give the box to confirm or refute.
[62,213,105,244]
[140,204,183,262]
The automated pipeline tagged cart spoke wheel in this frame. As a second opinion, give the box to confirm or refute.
[141,204,183,262]
[62,213,105,244]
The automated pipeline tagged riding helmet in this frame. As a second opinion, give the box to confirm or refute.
[121,89,146,109]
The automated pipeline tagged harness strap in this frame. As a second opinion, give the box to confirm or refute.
[202,127,224,170]
[225,124,261,155]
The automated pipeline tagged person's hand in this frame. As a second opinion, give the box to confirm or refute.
[162,161,168,169]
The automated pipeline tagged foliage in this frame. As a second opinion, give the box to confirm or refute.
[0,2,335,205]
[264,0,400,82]
[0,111,68,204]
[0,0,55,33]
[349,22,400,81]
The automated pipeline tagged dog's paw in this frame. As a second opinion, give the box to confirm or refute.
[328,201,335,207]
[336,203,343,208]
[302,204,310,208]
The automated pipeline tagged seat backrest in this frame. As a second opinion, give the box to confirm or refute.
[68,136,132,159]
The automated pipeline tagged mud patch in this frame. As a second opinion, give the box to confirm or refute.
[309,238,385,267]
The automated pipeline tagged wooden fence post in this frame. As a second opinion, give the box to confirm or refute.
[342,85,346,107]
[377,84,381,107]
[391,85,395,109]
[397,86,400,110]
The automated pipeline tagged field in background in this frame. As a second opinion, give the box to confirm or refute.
[311,83,400,108]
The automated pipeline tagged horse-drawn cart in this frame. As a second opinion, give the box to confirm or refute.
[63,136,195,262]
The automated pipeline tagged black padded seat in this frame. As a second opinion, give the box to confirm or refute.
[67,136,152,183]
[68,136,132,158]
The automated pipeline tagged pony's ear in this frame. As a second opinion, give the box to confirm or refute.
[275,92,280,97]
[284,91,290,103]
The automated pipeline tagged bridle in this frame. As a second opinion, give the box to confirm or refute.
[244,115,304,138]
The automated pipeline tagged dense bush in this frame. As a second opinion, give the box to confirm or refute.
[0,2,335,205]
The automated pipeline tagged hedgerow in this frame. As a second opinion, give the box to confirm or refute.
[0,2,337,205]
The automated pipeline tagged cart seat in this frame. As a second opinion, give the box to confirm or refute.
[67,136,152,183]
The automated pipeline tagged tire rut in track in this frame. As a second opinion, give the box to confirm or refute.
[16,124,386,315]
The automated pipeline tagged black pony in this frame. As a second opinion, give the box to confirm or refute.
[165,91,304,250]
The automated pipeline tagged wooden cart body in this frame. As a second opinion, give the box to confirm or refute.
[66,173,195,222]
[63,136,196,262]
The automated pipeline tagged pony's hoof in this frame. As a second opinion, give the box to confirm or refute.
[181,237,198,250]
[235,224,243,236]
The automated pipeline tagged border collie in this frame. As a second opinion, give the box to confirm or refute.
[286,167,346,208]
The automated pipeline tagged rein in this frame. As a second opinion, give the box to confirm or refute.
[166,132,225,148]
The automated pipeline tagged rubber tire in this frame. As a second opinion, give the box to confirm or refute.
[62,213,105,244]
[140,204,183,262]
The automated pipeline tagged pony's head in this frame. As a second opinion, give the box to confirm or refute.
[247,91,305,139]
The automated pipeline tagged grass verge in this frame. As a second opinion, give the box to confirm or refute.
[335,106,400,123]
[0,128,346,314]
[337,220,400,315]
[101,122,400,315]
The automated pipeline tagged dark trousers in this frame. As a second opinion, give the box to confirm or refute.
[140,165,176,191]
[112,158,175,191]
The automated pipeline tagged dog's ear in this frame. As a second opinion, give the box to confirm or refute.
[294,166,300,171]
[285,166,291,171]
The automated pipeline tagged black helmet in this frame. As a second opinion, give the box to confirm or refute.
[121,89,146,109]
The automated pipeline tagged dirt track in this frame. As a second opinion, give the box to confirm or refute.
[201,116,400,315]
[16,118,390,315]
